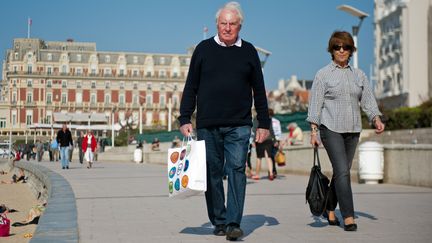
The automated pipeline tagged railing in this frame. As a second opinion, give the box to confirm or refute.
[6,71,186,80]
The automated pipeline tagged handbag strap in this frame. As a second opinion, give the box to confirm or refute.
[180,135,193,148]
[313,147,321,168]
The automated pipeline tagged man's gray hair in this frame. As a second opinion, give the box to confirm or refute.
[215,1,244,24]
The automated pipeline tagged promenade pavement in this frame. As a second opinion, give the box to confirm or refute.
[35,159,432,243]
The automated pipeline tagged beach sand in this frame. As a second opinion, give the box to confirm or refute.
[0,172,38,242]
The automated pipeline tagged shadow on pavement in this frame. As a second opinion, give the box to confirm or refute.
[179,214,280,237]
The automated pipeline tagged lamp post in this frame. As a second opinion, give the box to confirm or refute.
[111,108,115,148]
[337,4,369,69]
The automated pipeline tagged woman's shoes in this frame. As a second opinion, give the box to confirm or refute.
[323,211,340,226]
[344,223,357,231]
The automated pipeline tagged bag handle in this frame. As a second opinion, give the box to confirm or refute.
[313,147,321,168]
[180,135,193,148]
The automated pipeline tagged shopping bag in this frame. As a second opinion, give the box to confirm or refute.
[305,147,330,216]
[167,136,206,198]
[0,214,10,237]
[275,150,286,166]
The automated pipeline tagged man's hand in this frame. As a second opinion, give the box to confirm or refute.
[180,123,193,137]
[255,128,270,143]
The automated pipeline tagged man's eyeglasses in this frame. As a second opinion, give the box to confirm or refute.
[332,44,353,52]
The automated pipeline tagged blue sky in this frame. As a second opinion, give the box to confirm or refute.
[0,0,375,90]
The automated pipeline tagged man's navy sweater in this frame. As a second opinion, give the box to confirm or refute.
[179,38,270,129]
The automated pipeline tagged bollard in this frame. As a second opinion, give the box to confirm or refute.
[358,141,384,184]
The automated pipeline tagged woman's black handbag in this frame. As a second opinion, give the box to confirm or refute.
[305,147,330,216]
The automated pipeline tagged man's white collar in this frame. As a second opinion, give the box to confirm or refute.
[214,34,242,47]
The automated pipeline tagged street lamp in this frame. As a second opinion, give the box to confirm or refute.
[337,4,369,69]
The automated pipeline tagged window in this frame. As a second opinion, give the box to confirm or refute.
[105,94,111,104]
[47,67,52,75]
[159,70,166,78]
[27,79,32,87]
[0,118,6,128]
[46,93,52,104]
[133,56,138,64]
[90,94,96,104]
[119,94,125,104]
[26,92,32,103]
[26,114,32,125]
[91,69,96,76]
[61,93,67,104]
[160,57,165,65]
[77,80,81,88]
[13,66,18,72]
[76,92,82,104]
[105,81,110,89]
[172,72,178,78]
[91,81,96,88]
[120,81,125,89]
[147,83,152,90]
[76,68,82,75]
[160,83,165,91]
[27,65,32,74]
[133,94,138,105]
[105,55,110,63]
[47,53,52,61]
[46,115,52,124]
[61,65,67,74]
[133,82,138,89]
[146,94,152,108]
[12,114,16,126]
[47,80,52,88]
[173,84,178,91]
[104,68,111,76]
[146,71,152,77]
[133,70,138,77]
[77,54,82,62]
[119,69,124,76]
[12,79,17,87]
[62,80,67,88]
[14,52,18,60]
[12,92,17,103]
[160,95,166,107]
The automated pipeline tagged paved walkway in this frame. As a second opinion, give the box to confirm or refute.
[36,160,432,243]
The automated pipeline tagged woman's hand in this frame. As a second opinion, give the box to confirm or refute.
[310,134,320,147]
[374,116,385,134]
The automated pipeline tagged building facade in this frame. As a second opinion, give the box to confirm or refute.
[0,38,191,136]
[374,0,432,109]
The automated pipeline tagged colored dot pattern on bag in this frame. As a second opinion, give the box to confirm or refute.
[174,178,180,191]
[170,151,179,163]
[181,175,189,188]
[169,167,176,179]
[184,160,189,172]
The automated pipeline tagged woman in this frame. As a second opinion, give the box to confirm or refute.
[82,130,97,169]
[307,31,385,231]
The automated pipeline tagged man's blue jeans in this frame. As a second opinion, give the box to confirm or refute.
[197,125,251,226]
[60,146,69,168]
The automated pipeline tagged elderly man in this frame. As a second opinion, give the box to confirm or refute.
[178,2,270,240]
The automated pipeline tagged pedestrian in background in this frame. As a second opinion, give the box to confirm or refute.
[269,108,281,178]
[307,31,385,231]
[77,131,84,164]
[56,123,73,169]
[178,2,270,240]
[50,138,59,162]
[82,130,97,169]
